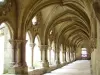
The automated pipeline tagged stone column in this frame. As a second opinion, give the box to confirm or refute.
[68,48,71,62]
[74,52,76,60]
[30,43,35,69]
[55,47,60,66]
[14,40,28,75]
[62,50,67,63]
[72,52,74,61]
[48,46,52,65]
[39,45,49,68]
[70,52,73,61]
[74,51,76,60]
[9,39,16,66]
[8,39,16,73]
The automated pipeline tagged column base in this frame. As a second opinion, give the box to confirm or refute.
[62,61,67,65]
[55,60,61,68]
[29,66,35,69]
[8,64,28,75]
[8,62,15,74]
[42,61,49,68]
[56,60,60,65]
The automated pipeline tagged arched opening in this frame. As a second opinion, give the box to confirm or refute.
[48,41,55,65]
[60,44,63,63]
[32,16,37,25]
[26,32,32,68]
[81,48,88,60]
[0,0,4,2]
[33,35,41,68]
[47,39,51,65]
[0,22,12,74]
[50,41,55,65]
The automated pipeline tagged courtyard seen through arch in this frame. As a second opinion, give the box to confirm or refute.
[0,22,12,74]
[0,0,98,75]
[26,33,32,68]
[26,34,41,69]
[33,35,41,68]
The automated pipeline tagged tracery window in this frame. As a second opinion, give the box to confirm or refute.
[50,30,52,35]
[32,16,37,25]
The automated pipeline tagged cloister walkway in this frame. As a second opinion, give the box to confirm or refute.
[44,60,91,75]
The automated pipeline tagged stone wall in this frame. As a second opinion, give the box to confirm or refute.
[91,18,100,75]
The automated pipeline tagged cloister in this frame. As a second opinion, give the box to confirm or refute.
[0,0,99,75]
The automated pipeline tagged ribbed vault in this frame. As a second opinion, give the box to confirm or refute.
[40,0,92,53]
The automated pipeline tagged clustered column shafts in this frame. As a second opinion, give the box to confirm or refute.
[39,45,49,68]
[55,47,60,65]
[63,50,67,63]
[15,40,27,67]
[9,39,17,66]
[9,39,28,74]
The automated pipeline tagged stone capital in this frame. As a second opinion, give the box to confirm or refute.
[48,46,52,50]
[38,45,49,50]
[63,50,66,53]
[29,43,35,48]
[15,40,27,45]
[9,39,16,45]
[9,39,27,45]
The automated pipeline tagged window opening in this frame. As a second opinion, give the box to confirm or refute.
[26,33,31,69]
[0,23,12,74]
[32,16,37,25]
[60,44,63,63]
[81,48,88,58]
[0,0,4,2]
[33,35,41,68]
[50,30,52,35]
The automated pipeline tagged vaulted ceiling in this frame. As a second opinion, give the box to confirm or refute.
[0,0,97,52]
[14,0,96,49]
[40,0,93,48]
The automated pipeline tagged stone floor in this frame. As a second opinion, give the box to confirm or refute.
[44,60,91,75]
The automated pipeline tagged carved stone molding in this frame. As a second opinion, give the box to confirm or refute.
[30,43,35,48]
[38,45,49,50]
[0,0,12,16]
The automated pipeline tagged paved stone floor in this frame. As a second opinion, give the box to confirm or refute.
[44,60,91,75]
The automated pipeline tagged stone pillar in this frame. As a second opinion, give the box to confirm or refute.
[74,51,76,60]
[62,50,67,63]
[71,52,73,61]
[9,39,16,66]
[8,39,16,73]
[72,52,75,61]
[14,40,28,75]
[73,52,75,61]
[48,46,52,65]
[29,43,35,69]
[40,45,49,68]
[55,47,60,66]
[68,48,71,62]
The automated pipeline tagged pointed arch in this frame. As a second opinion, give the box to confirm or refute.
[0,22,14,74]
[33,34,42,68]
[26,32,32,68]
